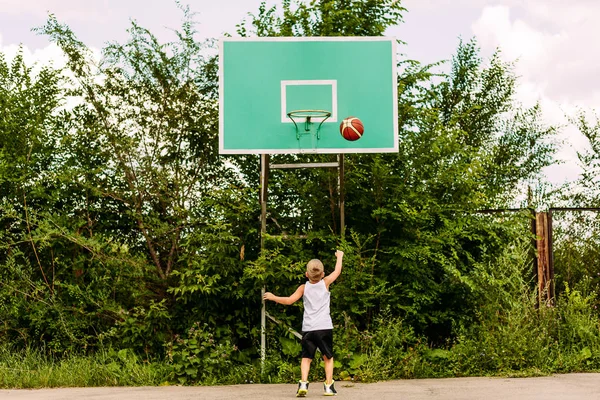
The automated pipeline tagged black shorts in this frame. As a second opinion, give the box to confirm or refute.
[301,329,334,359]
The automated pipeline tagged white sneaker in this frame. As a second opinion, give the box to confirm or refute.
[296,380,309,397]
[324,380,337,396]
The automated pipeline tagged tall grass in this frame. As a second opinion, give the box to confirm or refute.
[0,346,169,388]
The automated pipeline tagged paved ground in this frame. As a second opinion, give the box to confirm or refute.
[2,373,600,399]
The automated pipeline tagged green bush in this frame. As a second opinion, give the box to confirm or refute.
[166,322,239,384]
[446,243,600,376]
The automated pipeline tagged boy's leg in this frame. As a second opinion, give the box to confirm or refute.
[300,357,312,381]
[297,358,312,397]
[323,355,334,384]
[322,355,337,396]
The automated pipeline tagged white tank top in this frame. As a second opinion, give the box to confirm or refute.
[302,279,333,331]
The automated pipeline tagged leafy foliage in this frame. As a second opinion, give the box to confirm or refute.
[166,322,238,384]
[2,0,598,388]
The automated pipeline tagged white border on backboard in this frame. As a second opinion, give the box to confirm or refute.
[280,80,338,123]
[219,36,398,154]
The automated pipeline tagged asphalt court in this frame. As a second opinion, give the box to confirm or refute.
[2,373,600,399]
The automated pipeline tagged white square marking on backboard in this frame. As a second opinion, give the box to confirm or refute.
[280,80,338,123]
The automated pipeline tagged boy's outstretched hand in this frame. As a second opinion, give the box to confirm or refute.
[324,250,344,289]
[263,292,275,301]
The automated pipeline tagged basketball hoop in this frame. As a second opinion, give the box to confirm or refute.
[287,109,332,140]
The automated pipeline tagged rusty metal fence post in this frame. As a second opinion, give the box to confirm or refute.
[535,212,554,306]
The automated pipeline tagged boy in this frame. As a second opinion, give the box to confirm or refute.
[264,250,344,397]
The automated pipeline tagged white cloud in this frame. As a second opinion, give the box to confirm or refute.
[473,2,600,105]
[1,31,102,115]
[1,37,67,72]
[470,3,599,185]
[473,6,555,69]
[1,27,102,71]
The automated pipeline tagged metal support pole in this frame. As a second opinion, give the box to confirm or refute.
[548,208,555,305]
[531,209,538,307]
[259,154,269,370]
[338,154,345,238]
[535,212,553,306]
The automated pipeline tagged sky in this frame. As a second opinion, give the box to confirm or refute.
[1,0,598,187]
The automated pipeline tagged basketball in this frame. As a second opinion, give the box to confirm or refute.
[340,117,364,141]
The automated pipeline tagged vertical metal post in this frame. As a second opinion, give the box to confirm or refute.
[531,208,538,300]
[548,208,555,305]
[259,154,269,370]
[535,212,553,306]
[338,154,345,238]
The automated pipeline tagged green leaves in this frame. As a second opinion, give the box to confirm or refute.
[238,0,406,37]
[167,322,238,384]
[279,336,301,357]
[38,6,232,282]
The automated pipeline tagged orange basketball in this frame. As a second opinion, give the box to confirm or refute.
[340,116,364,141]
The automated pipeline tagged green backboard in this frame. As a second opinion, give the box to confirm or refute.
[219,37,398,154]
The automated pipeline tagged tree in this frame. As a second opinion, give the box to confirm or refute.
[0,49,76,350]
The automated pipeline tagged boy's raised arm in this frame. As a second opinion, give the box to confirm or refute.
[264,284,305,305]
[324,250,344,288]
